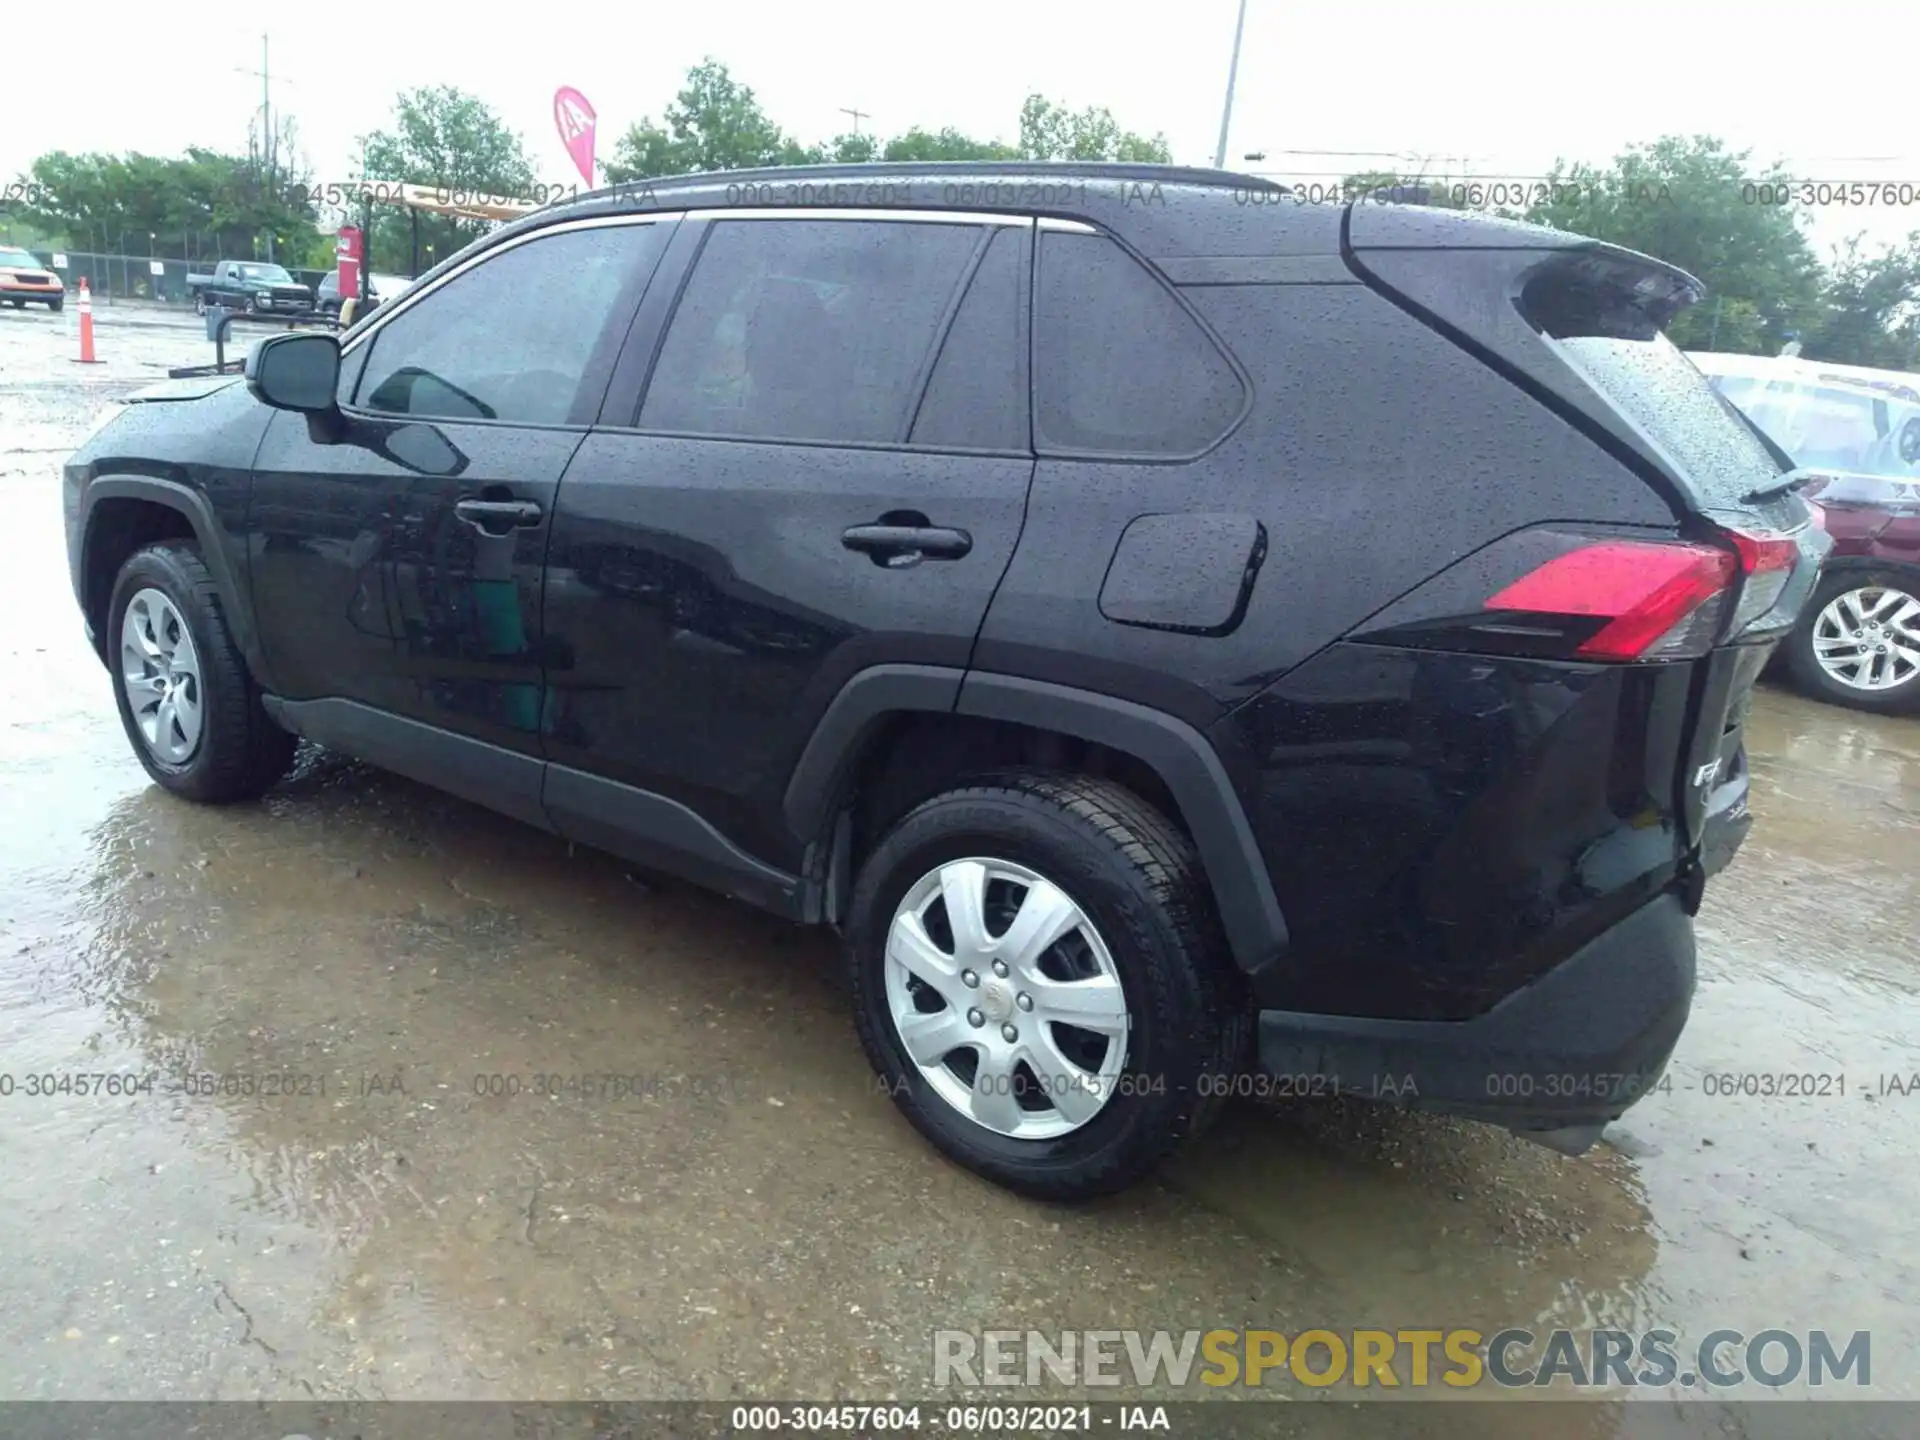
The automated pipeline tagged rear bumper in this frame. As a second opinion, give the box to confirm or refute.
[1699,757,1751,878]
[1256,891,1694,1154]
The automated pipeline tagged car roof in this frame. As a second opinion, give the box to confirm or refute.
[480,160,1313,264]
[1690,351,1920,402]
[577,159,1281,196]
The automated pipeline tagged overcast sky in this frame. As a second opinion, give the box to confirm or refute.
[4,0,1916,256]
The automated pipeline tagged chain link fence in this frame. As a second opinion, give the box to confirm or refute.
[14,250,328,304]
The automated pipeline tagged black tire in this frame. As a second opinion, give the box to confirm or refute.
[1785,567,1920,714]
[107,541,296,803]
[6,298,22,309]
[46,295,63,312]
[848,771,1250,1201]
[193,292,206,316]
[245,293,261,314]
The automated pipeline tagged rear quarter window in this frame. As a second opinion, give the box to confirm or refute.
[1033,230,1245,458]
[1552,333,1786,507]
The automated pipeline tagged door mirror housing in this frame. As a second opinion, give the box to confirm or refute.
[247,331,341,413]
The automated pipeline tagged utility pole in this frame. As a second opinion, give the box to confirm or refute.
[234,33,279,261]
[840,107,870,135]
[1212,0,1250,169]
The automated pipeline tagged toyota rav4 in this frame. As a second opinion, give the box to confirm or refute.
[63,164,1826,1199]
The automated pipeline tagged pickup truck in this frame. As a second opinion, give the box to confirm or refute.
[187,261,314,317]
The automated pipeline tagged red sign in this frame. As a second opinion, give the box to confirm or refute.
[335,226,363,302]
[554,87,598,187]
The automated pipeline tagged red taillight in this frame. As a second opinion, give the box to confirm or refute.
[1723,525,1799,635]
[1727,528,1796,575]
[1485,540,1736,660]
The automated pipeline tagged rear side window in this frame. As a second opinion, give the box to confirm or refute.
[640,219,982,444]
[1553,333,1785,504]
[353,222,668,425]
[909,226,1029,451]
[1034,230,1245,457]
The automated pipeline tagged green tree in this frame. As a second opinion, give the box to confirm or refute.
[1802,235,1920,370]
[826,132,879,165]
[881,127,1018,163]
[359,86,537,272]
[603,60,818,180]
[1523,135,1824,352]
[1016,96,1170,162]
[599,62,1165,183]
[1338,169,1471,208]
[11,147,316,268]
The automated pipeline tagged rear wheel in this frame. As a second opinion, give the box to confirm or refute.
[108,541,296,802]
[1787,569,1920,713]
[848,771,1248,1200]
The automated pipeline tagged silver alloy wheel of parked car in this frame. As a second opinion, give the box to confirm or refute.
[1811,583,1920,692]
[884,857,1131,1140]
[119,587,205,765]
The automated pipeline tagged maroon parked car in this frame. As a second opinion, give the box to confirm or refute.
[1693,353,1920,712]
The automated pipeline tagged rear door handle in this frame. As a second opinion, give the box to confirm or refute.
[841,524,973,565]
[454,498,544,532]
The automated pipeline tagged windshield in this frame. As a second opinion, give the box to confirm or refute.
[1702,370,1920,483]
[240,264,294,283]
[0,248,41,268]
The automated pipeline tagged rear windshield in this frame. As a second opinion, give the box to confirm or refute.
[1705,372,1920,483]
[1550,333,1787,507]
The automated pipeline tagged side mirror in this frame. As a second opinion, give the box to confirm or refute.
[246,331,340,413]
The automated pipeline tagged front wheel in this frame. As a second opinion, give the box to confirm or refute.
[46,295,63,312]
[1786,569,1920,713]
[848,772,1248,1200]
[193,292,206,316]
[108,541,296,802]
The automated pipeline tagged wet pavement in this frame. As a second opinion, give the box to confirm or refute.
[3,303,1917,1431]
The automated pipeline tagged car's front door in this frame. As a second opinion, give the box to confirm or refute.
[246,215,675,820]
[539,210,1036,886]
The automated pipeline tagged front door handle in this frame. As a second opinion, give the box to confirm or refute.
[454,498,544,533]
[841,524,973,566]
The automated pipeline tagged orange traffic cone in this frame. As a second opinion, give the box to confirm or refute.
[73,277,101,364]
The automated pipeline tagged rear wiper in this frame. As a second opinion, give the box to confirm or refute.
[1742,468,1819,505]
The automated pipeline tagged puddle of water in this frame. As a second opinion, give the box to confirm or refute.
[2,313,1916,1422]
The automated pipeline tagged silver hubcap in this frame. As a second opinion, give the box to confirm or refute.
[120,588,205,764]
[1812,585,1920,692]
[884,858,1130,1140]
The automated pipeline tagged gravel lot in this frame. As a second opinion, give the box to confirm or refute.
[3,302,1916,1434]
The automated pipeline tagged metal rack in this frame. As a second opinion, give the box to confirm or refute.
[166,306,338,379]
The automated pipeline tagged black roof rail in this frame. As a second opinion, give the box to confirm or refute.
[571,160,1288,205]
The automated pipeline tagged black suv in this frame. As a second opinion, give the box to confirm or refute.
[63,164,1826,1199]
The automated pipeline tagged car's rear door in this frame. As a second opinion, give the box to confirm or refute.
[1344,212,1831,879]
[245,214,674,822]
[538,208,1036,892]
